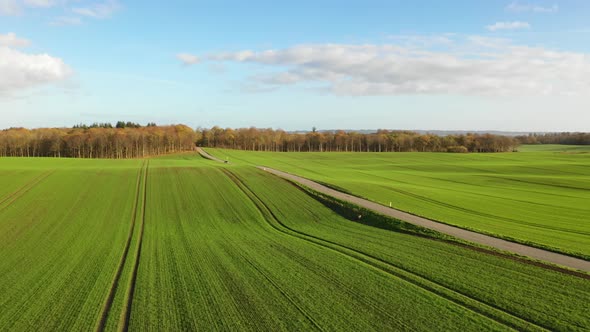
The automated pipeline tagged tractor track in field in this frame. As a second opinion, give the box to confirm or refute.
[263,241,414,330]
[94,161,146,332]
[222,169,547,332]
[0,170,54,211]
[217,172,411,328]
[257,166,590,273]
[118,160,149,332]
[234,250,325,332]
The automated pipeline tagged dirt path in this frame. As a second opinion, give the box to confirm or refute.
[257,166,590,273]
[197,147,228,163]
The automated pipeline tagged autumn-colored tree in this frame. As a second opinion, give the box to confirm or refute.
[0,123,197,158]
[194,127,520,153]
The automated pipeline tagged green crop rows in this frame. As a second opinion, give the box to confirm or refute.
[0,154,588,331]
[207,147,590,259]
[517,144,590,152]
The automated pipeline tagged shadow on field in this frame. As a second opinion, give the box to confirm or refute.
[292,181,445,239]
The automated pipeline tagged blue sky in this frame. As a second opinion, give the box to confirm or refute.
[1,0,589,131]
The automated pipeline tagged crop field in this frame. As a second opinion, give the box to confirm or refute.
[0,155,589,331]
[206,148,590,259]
[518,144,590,152]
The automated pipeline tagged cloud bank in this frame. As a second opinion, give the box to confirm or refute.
[180,36,590,97]
[0,33,72,94]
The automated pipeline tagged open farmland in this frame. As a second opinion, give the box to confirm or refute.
[0,155,589,331]
[206,148,590,259]
[518,144,590,152]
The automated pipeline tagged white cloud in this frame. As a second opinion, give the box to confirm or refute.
[506,2,558,13]
[0,0,120,25]
[177,53,200,65]
[50,16,82,26]
[0,46,72,93]
[72,0,119,19]
[0,0,20,15]
[191,37,590,97]
[487,21,531,31]
[24,0,57,8]
[0,0,65,15]
[0,32,30,47]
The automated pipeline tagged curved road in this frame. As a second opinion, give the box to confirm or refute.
[199,147,590,273]
[197,147,229,163]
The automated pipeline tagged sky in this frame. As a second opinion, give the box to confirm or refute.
[1,0,590,131]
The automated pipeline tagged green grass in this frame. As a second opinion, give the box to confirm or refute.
[0,160,140,330]
[518,144,590,152]
[131,164,506,331]
[0,154,589,331]
[207,148,590,259]
[227,166,590,330]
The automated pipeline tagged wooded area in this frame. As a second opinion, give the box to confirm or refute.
[0,125,197,158]
[516,132,590,145]
[196,127,520,153]
[4,124,587,159]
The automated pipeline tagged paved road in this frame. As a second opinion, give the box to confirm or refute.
[197,147,228,163]
[257,166,590,273]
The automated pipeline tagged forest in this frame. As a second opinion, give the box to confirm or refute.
[515,132,590,145]
[196,127,520,153]
[4,124,587,159]
[0,124,197,158]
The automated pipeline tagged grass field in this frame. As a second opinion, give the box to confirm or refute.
[206,148,590,259]
[0,155,589,330]
[518,144,590,152]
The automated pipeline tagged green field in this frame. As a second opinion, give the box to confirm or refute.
[206,148,590,259]
[518,144,590,152]
[0,155,589,331]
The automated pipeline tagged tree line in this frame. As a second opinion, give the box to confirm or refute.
[0,124,197,158]
[516,132,590,145]
[196,127,520,153]
[8,124,586,159]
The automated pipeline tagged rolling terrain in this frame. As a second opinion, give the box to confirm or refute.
[0,155,588,331]
[206,148,590,259]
